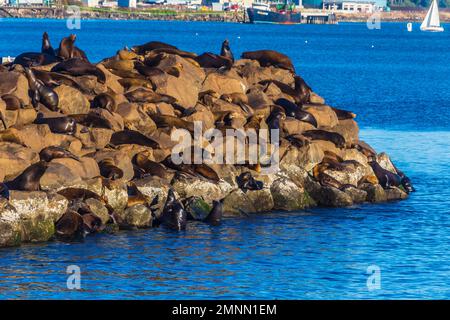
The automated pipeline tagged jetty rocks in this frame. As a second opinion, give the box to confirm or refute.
[0,33,414,247]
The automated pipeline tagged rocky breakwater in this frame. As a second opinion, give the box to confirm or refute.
[0,33,414,247]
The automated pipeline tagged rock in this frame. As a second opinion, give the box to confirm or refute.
[271,178,314,210]
[246,188,274,212]
[9,191,55,242]
[376,152,397,173]
[184,196,211,220]
[0,142,39,180]
[46,193,69,222]
[385,186,408,201]
[0,200,22,247]
[309,92,325,104]
[311,186,354,207]
[94,149,134,182]
[97,64,124,94]
[201,73,246,96]
[172,175,233,205]
[134,176,171,219]
[119,204,152,229]
[303,104,339,129]
[103,183,128,213]
[222,189,255,216]
[324,161,370,186]
[54,85,90,115]
[343,186,367,203]
[283,118,316,135]
[281,143,324,172]
[361,183,387,203]
[85,198,111,225]
[333,119,359,147]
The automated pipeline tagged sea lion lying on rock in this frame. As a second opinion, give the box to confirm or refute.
[241,50,295,73]
[236,172,264,192]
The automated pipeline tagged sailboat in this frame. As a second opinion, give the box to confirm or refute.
[420,0,444,32]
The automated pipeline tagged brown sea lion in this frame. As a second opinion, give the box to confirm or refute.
[39,146,79,162]
[117,47,140,61]
[1,94,23,110]
[236,172,264,192]
[109,130,159,149]
[241,50,295,72]
[195,52,233,69]
[131,41,179,55]
[133,152,168,179]
[125,88,176,104]
[13,52,60,67]
[158,189,187,231]
[82,213,103,234]
[369,161,402,189]
[331,107,356,120]
[98,158,124,180]
[302,130,346,148]
[24,67,59,111]
[202,200,223,226]
[220,39,234,63]
[285,134,310,148]
[275,98,317,127]
[41,32,55,56]
[57,187,107,204]
[91,93,117,112]
[353,141,377,159]
[55,210,84,240]
[57,34,89,61]
[118,77,154,91]
[34,113,77,135]
[150,114,194,133]
[69,112,114,130]
[0,183,10,200]
[134,62,166,78]
[5,161,48,191]
[51,58,105,84]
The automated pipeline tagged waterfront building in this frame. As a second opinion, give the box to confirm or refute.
[118,0,136,8]
[7,0,45,5]
[83,0,99,7]
[322,0,384,12]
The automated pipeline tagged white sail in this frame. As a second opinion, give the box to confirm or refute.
[420,0,444,32]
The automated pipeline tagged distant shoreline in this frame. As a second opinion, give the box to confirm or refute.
[1,6,449,23]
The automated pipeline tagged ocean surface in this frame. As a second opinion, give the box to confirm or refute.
[0,19,449,299]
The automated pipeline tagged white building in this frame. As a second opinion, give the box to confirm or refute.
[118,0,136,8]
[323,1,377,13]
[83,0,99,7]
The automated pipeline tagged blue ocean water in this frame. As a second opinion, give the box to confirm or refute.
[0,19,449,299]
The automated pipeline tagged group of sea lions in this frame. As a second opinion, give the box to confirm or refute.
[0,32,414,242]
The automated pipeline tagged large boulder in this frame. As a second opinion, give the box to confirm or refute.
[271,177,314,211]
[201,73,246,96]
[54,85,90,115]
[0,200,22,247]
[222,189,256,216]
[303,104,339,129]
[0,142,39,180]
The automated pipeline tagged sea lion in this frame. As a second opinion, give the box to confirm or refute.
[241,50,295,72]
[91,93,116,112]
[34,113,77,135]
[266,108,286,132]
[55,210,84,241]
[51,58,105,84]
[125,88,176,104]
[236,172,264,192]
[353,141,377,159]
[57,34,89,61]
[195,52,233,70]
[150,114,194,133]
[117,47,140,61]
[118,78,154,91]
[285,134,310,148]
[98,158,124,180]
[203,200,223,226]
[131,41,179,55]
[32,69,87,93]
[1,94,23,110]
[134,62,166,78]
[150,47,197,60]
[70,112,114,130]
[133,152,168,179]
[159,189,187,231]
[5,161,48,191]
[392,164,415,193]
[369,161,402,189]
[41,32,55,56]
[331,107,356,120]
[39,146,79,162]
[109,130,159,149]
[13,52,59,67]
[24,68,59,111]
[220,39,234,62]
[81,213,103,234]
[275,98,317,127]
[162,155,220,182]
[0,183,10,200]
[57,188,108,206]
[302,130,346,148]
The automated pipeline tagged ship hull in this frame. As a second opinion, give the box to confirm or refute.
[246,8,301,24]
